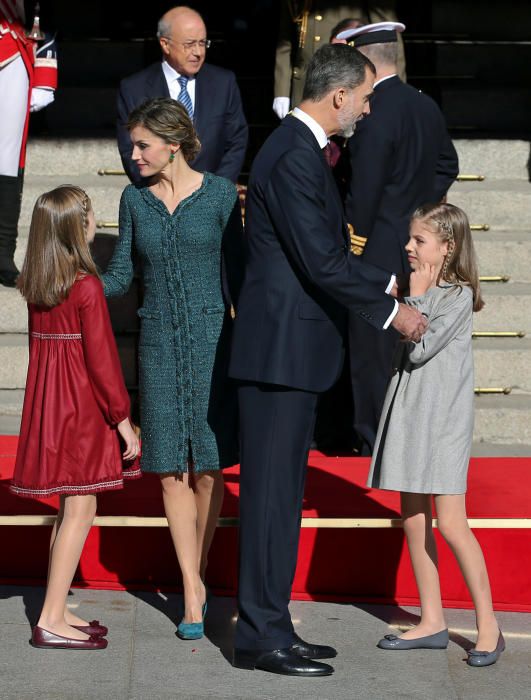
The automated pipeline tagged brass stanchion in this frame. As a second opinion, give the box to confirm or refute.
[474,387,512,395]
[472,331,525,338]
[457,174,485,181]
[96,221,119,229]
[479,275,510,282]
[471,224,490,231]
[97,169,126,176]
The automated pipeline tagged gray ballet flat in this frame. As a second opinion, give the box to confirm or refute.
[467,631,505,667]
[377,628,449,650]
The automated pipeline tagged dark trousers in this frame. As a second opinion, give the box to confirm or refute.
[234,382,318,651]
[0,172,23,271]
[349,315,399,454]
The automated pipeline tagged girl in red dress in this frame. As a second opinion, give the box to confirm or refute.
[11,185,140,650]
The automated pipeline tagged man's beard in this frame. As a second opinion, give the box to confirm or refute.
[337,111,359,138]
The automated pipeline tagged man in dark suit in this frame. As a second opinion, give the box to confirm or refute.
[117,6,248,184]
[343,22,459,454]
[229,43,427,677]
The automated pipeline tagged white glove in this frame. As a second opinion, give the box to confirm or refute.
[272,96,290,119]
[30,87,55,112]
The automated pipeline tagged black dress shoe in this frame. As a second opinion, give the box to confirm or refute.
[290,633,337,659]
[233,648,334,676]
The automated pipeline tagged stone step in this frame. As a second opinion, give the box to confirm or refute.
[19,174,128,228]
[469,442,531,457]
[0,332,526,394]
[11,225,531,282]
[1,389,529,447]
[1,282,529,334]
[19,177,531,232]
[0,288,27,333]
[448,179,531,230]
[453,140,530,181]
[474,394,531,445]
[0,334,137,389]
[23,138,531,181]
[476,283,531,332]
[0,389,24,416]
[474,231,531,282]
[26,139,123,176]
[472,338,531,393]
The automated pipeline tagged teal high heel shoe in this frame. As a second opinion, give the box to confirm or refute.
[176,602,207,640]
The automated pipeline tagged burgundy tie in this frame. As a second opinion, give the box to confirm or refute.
[323,141,341,168]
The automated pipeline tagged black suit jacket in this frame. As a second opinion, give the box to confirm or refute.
[229,115,396,393]
[117,62,248,184]
[345,76,459,274]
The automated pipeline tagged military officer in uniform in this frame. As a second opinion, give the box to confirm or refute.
[0,1,57,286]
[273,1,405,119]
[343,22,459,454]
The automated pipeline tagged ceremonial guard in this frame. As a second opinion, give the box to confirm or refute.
[0,1,57,286]
[273,1,405,118]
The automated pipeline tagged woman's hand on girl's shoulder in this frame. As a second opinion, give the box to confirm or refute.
[409,263,436,297]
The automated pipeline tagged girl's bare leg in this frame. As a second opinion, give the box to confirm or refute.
[45,500,93,627]
[37,494,97,639]
[435,494,499,651]
[399,492,447,639]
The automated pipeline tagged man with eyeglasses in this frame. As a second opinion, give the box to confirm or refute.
[117,6,248,184]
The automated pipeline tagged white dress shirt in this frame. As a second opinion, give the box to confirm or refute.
[162,61,196,110]
[291,107,328,148]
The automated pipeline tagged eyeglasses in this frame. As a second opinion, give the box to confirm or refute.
[163,38,211,51]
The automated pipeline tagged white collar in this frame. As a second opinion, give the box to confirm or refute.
[374,74,398,88]
[161,60,195,82]
[291,107,328,149]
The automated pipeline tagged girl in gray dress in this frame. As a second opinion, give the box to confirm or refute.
[368,203,503,667]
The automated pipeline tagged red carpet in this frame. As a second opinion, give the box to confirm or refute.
[1,435,530,611]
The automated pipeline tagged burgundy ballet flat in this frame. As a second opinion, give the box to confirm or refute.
[31,626,108,650]
[71,620,108,636]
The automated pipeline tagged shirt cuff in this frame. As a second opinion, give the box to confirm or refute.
[383,299,399,329]
[385,274,396,295]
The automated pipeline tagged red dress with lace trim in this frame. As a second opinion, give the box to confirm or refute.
[11,275,141,498]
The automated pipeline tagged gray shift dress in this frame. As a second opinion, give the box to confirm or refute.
[367,284,474,494]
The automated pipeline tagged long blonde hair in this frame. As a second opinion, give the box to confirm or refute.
[411,202,484,312]
[17,185,99,307]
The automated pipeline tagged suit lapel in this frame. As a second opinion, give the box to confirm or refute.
[193,68,207,129]
[148,64,170,99]
[283,117,350,246]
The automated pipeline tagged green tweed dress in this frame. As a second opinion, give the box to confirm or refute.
[102,173,242,473]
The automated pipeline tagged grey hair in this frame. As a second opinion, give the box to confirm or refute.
[358,42,398,68]
[302,44,375,102]
[156,17,171,39]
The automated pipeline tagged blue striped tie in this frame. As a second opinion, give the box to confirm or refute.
[177,76,194,119]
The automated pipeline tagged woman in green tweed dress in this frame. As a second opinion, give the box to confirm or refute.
[102,98,243,636]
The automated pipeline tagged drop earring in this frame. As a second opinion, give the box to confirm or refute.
[169,152,175,163]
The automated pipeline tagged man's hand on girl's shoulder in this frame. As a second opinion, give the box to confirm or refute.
[391,303,428,343]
